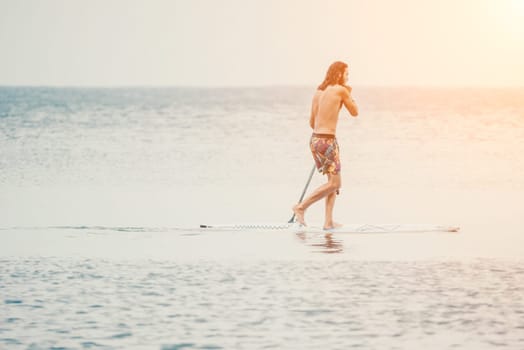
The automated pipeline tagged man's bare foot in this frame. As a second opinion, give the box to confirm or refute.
[292,204,306,226]
[323,222,343,231]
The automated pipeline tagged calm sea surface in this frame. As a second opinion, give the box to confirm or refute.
[1,86,524,349]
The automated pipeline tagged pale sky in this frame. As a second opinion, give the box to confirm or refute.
[0,0,523,87]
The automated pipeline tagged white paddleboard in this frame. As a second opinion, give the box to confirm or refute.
[199,223,460,233]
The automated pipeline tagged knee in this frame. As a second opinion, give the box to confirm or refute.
[328,177,341,192]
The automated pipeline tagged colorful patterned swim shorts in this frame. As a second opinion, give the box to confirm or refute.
[310,133,341,175]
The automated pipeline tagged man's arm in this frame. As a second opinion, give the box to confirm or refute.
[341,86,358,117]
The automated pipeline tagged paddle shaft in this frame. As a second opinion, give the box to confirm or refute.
[288,164,316,223]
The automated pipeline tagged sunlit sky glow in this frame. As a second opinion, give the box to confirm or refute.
[0,0,523,87]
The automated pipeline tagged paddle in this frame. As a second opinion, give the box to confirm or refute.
[288,164,317,223]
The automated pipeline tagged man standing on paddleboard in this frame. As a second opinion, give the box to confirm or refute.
[292,61,358,230]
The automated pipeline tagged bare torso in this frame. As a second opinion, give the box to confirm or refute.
[310,84,358,135]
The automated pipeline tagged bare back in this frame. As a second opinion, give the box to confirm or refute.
[309,85,358,135]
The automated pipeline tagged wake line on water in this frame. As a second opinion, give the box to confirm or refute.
[0,226,177,233]
[0,224,460,234]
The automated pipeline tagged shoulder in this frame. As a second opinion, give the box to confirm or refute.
[335,84,351,97]
[312,89,322,101]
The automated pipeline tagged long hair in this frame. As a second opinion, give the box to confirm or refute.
[317,61,348,91]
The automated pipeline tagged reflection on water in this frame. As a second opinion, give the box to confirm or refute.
[295,232,344,254]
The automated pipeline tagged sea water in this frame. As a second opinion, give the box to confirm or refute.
[1,86,524,349]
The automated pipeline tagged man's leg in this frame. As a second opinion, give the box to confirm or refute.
[293,173,341,225]
[324,173,343,229]
[324,191,337,229]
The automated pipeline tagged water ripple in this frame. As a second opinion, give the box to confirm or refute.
[1,258,523,349]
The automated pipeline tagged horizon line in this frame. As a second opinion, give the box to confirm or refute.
[1,83,523,89]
